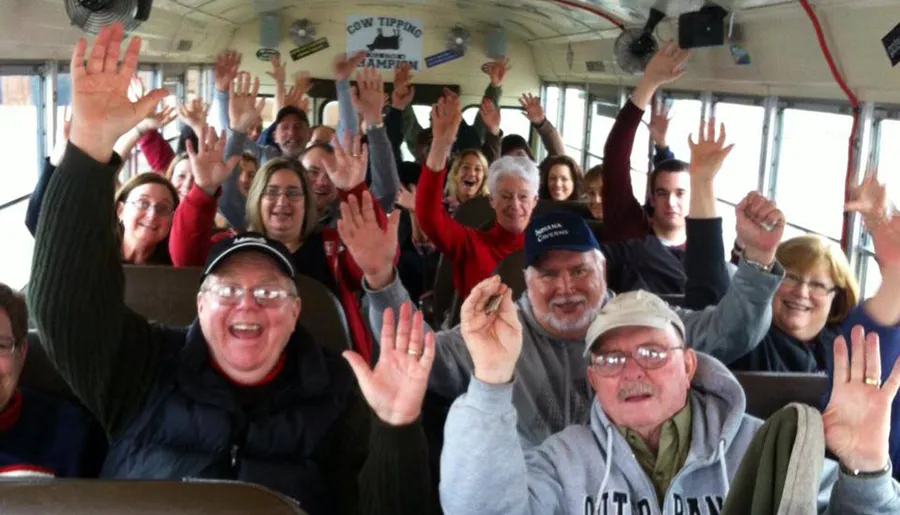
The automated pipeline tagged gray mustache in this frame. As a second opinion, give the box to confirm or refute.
[617,382,655,401]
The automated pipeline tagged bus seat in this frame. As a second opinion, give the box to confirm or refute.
[429,255,457,330]
[734,372,828,420]
[452,196,494,229]
[122,266,350,353]
[20,330,76,402]
[0,480,307,514]
[494,250,526,301]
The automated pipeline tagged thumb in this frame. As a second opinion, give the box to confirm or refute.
[134,89,169,121]
[387,209,402,238]
[342,351,374,390]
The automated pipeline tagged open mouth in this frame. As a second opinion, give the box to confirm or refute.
[551,301,584,314]
[229,322,263,339]
[783,300,812,312]
[623,393,653,403]
[462,178,478,188]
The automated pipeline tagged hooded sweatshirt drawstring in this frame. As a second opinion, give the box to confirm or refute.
[718,439,730,493]
[590,426,615,515]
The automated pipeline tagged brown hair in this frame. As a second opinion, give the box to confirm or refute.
[584,165,603,186]
[115,173,180,211]
[776,235,860,323]
[245,157,318,242]
[0,283,27,345]
[445,149,489,201]
[164,153,190,183]
[240,152,259,168]
[539,155,584,201]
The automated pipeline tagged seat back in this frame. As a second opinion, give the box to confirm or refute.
[734,372,828,420]
[452,196,494,229]
[494,250,527,301]
[20,330,77,402]
[121,266,350,353]
[430,254,458,330]
[0,480,306,514]
[533,199,592,219]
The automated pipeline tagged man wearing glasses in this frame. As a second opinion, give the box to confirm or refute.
[440,283,900,514]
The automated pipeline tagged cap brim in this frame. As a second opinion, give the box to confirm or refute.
[527,242,599,267]
[202,242,296,282]
[583,313,681,357]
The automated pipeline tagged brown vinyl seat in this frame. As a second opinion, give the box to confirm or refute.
[122,265,351,352]
[0,480,306,514]
[734,372,828,420]
[494,250,527,301]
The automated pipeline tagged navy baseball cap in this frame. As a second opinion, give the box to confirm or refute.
[202,232,296,282]
[274,106,310,129]
[524,211,601,267]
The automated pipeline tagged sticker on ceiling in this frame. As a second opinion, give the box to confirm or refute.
[346,15,423,71]
[882,21,900,66]
[566,43,574,71]
[256,48,280,62]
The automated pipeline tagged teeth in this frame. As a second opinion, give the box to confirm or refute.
[232,323,261,331]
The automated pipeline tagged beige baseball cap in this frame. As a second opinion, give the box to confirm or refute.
[583,290,686,357]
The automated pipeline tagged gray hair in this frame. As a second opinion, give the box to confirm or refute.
[487,155,540,197]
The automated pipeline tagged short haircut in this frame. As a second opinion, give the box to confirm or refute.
[584,165,603,186]
[0,283,27,345]
[648,159,689,193]
[245,157,318,242]
[240,152,259,167]
[446,149,489,200]
[538,155,585,201]
[487,155,540,197]
[776,235,859,323]
[299,142,335,158]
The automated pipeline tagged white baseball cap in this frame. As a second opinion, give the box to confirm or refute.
[583,290,685,357]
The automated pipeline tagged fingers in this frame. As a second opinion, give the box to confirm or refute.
[360,190,376,227]
[419,331,436,370]
[865,330,882,388]
[103,24,124,74]
[832,333,850,385]
[87,24,112,74]
[716,122,727,147]
[395,302,413,355]
[705,117,715,143]
[342,351,374,388]
[386,209,402,242]
[881,354,900,398]
[849,325,866,384]
[71,37,87,77]
[407,308,425,356]
[185,138,196,158]
[134,89,170,123]
[461,275,502,319]
[379,306,396,352]
[121,35,143,80]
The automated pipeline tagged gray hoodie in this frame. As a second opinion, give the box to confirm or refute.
[439,353,900,515]
[366,258,782,447]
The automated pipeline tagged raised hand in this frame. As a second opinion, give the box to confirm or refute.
[688,117,734,183]
[846,175,900,268]
[824,325,900,473]
[649,97,671,147]
[391,62,415,111]
[338,190,401,285]
[283,72,313,113]
[519,93,545,125]
[334,50,367,81]
[643,40,691,87]
[485,56,510,87]
[69,23,168,162]
[214,50,242,93]
[344,302,435,426]
[266,53,286,85]
[351,67,386,126]
[135,103,178,134]
[229,72,266,133]
[396,183,416,212]
[735,191,784,266]
[187,124,242,196]
[177,97,209,133]
[431,94,462,144]
[480,97,501,136]
[326,132,369,190]
[460,275,522,385]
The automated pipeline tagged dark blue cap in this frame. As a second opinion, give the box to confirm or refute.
[202,232,296,282]
[524,211,601,267]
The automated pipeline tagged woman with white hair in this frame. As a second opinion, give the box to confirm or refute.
[414,95,539,301]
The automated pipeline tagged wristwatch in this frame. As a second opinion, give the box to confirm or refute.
[741,250,774,272]
[840,461,891,478]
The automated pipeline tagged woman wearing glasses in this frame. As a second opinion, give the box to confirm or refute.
[114,173,179,265]
[168,126,388,363]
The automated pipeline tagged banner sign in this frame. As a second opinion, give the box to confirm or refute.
[425,49,463,68]
[346,15,423,71]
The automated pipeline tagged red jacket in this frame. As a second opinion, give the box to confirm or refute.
[138,130,176,174]
[168,183,387,363]
[415,165,524,301]
[601,100,654,242]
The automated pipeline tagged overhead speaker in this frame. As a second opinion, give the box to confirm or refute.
[486,27,507,59]
[259,11,280,50]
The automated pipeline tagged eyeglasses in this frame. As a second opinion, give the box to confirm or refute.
[129,199,173,217]
[263,186,304,202]
[781,272,837,297]
[590,344,685,377]
[0,337,18,357]
[200,284,297,308]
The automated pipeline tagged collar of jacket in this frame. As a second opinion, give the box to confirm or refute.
[175,320,343,412]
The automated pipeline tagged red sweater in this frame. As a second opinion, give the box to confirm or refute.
[415,165,525,301]
[169,183,385,363]
[137,130,176,174]
[601,100,654,242]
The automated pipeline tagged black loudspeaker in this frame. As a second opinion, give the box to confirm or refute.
[136,0,153,21]
[678,5,728,49]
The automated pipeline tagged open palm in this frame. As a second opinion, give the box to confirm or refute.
[688,118,734,182]
[188,125,241,195]
[69,24,167,161]
[326,132,368,190]
[343,302,435,426]
[337,190,400,279]
[460,276,522,385]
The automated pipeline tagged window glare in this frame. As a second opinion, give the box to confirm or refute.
[712,102,764,204]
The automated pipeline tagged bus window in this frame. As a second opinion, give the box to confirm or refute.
[863,253,881,299]
[712,102,764,204]
[0,201,33,289]
[544,85,561,130]
[877,119,900,204]
[461,105,531,140]
[587,101,615,170]
[775,108,853,240]
[628,108,652,200]
[0,74,41,206]
[562,86,586,162]
[664,98,702,165]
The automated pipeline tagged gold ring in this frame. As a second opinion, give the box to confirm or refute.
[406,349,421,356]
[864,377,882,387]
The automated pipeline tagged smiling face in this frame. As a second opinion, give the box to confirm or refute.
[547,164,575,201]
[772,261,837,341]
[587,325,696,434]
[300,146,338,214]
[585,177,603,221]
[526,249,605,340]
[237,158,258,197]
[169,159,193,200]
[197,252,301,385]
[116,183,176,249]
[275,113,310,157]
[489,175,538,234]
[454,153,486,202]
[260,169,306,245]
[0,306,26,412]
